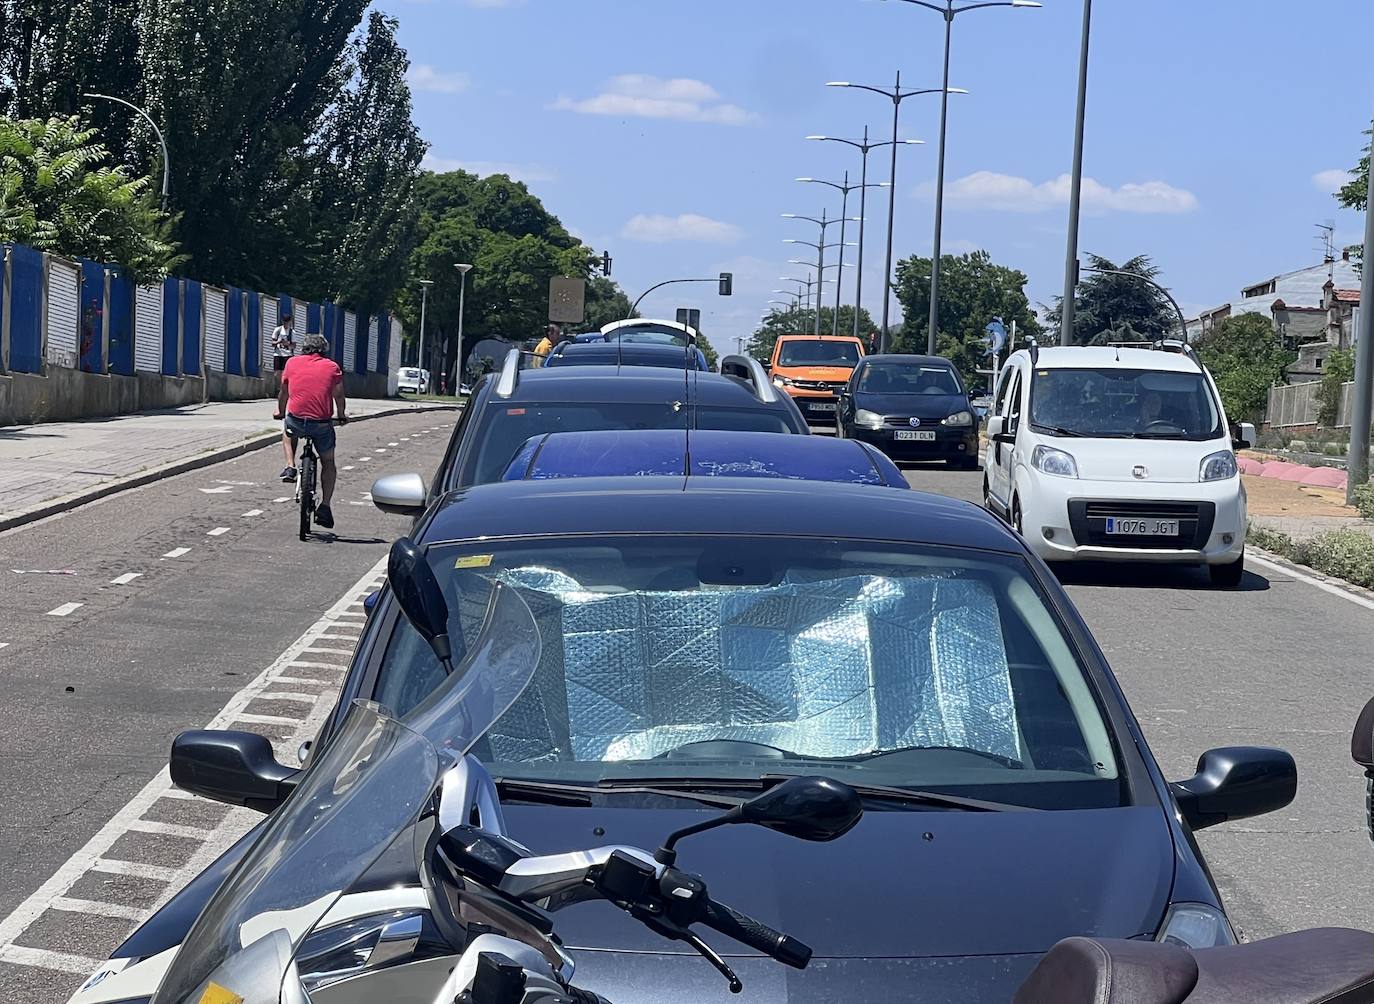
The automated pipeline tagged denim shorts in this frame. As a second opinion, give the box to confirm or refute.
[284,414,336,456]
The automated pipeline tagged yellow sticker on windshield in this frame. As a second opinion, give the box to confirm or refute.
[455,554,493,569]
[198,984,245,1004]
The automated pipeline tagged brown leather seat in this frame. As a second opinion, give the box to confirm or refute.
[1013,937,1197,1004]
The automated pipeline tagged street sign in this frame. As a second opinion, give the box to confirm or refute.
[548,277,585,323]
[675,308,701,329]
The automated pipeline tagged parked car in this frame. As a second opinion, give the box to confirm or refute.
[396,366,429,394]
[982,341,1257,587]
[836,354,980,468]
[502,428,908,487]
[78,475,1295,1004]
[601,318,699,346]
[768,333,866,425]
[368,350,808,516]
[545,341,711,371]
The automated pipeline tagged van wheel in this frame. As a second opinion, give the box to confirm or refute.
[1210,552,1245,589]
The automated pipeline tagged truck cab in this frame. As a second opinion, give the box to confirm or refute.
[767,333,866,425]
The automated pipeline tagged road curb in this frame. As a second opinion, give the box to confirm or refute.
[0,402,460,535]
[1247,546,1374,609]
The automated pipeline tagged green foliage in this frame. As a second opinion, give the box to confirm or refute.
[891,249,1040,392]
[747,305,876,363]
[1043,254,1179,345]
[1317,347,1356,427]
[0,114,182,279]
[1336,129,1369,214]
[1352,481,1374,520]
[1247,522,1374,589]
[582,276,634,331]
[1192,313,1293,422]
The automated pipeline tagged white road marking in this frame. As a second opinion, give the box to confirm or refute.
[110,572,143,585]
[333,610,365,618]
[376,448,387,452]
[207,527,230,537]
[341,465,356,471]
[359,456,372,461]
[256,691,319,704]
[269,676,333,687]
[46,602,83,617]
[0,944,101,975]
[162,547,190,558]
[272,496,290,503]
[213,480,258,486]
[89,859,180,882]
[1248,551,1374,613]
[50,896,146,921]
[241,509,264,517]
[388,442,399,447]
[289,660,350,671]
[303,645,354,656]
[234,711,302,726]
[198,486,232,494]
[126,819,214,841]
[0,643,9,651]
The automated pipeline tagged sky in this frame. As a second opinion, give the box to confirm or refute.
[393,0,1374,359]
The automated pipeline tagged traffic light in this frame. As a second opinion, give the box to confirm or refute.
[719,272,733,296]
[601,251,612,276]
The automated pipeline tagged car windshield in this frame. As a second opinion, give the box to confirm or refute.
[859,363,963,396]
[373,535,1124,811]
[1030,367,1222,440]
[467,402,794,484]
[608,325,692,346]
[777,340,862,367]
[401,368,420,378]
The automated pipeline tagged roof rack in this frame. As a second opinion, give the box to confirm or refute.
[494,349,522,398]
[1103,338,1204,371]
[719,354,780,403]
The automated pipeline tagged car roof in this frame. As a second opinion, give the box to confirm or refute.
[1016,345,1201,373]
[775,333,864,343]
[547,342,704,369]
[487,365,779,408]
[425,475,1019,552]
[860,354,957,368]
[502,429,907,487]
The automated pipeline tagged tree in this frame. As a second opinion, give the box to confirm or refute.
[0,114,182,279]
[747,305,877,362]
[892,249,1040,391]
[582,275,634,330]
[1041,254,1178,346]
[1316,346,1356,428]
[1336,129,1369,213]
[1193,313,1294,422]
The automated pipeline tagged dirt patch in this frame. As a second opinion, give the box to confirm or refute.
[1244,474,1360,518]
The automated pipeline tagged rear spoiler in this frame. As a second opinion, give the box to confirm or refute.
[720,354,780,403]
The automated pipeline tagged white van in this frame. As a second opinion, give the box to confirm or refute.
[983,342,1256,587]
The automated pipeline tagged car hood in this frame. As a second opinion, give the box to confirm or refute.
[1054,436,1228,483]
[854,392,969,421]
[506,803,1174,960]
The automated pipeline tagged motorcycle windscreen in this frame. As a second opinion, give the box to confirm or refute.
[149,582,541,1004]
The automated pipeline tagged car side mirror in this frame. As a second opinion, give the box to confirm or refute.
[371,473,427,516]
[170,730,299,813]
[986,415,1005,439]
[1170,746,1296,831]
[1351,697,1374,840]
[1233,421,1256,451]
[388,536,455,673]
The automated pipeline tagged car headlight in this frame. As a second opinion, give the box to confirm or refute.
[1156,902,1236,948]
[772,375,793,388]
[1031,444,1078,478]
[942,410,974,428]
[1199,449,1238,482]
[853,408,885,429]
[295,910,440,991]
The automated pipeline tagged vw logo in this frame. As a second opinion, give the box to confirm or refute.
[908,417,922,428]
[1132,465,1148,479]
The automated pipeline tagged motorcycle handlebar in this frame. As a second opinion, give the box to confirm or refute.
[698,898,812,970]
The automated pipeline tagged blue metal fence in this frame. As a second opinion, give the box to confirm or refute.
[182,280,202,375]
[79,259,105,373]
[226,288,244,375]
[8,245,43,373]
[161,278,179,375]
[108,270,134,376]
[245,292,261,377]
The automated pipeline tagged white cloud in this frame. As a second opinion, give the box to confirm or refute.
[552,74,755,125]
[421,153,556,183]
[917,171,1198,215]
[1314,168,1352,194]
[407,64,470,94]
[621,213,743,244]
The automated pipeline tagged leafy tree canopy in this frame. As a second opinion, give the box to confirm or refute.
[1042,254,1179,347]
[1336,129,1369,213]
[1316,346,1356,428]
[1192,312,1294,422]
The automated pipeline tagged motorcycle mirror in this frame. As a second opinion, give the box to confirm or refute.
[387,536,454,673]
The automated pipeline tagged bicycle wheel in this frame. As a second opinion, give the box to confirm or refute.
[298,451,316,540]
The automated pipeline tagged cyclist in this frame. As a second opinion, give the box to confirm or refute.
[274,333,347,529]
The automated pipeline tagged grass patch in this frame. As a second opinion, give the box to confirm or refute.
[1249,521,1374,589]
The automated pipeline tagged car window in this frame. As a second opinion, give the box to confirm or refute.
[992,365,1014,415]
[1006,370,1024,431]
[374,535,1124,812]
[777,340,862,367]
[858,363,962,395]
[1029,367,1222,440]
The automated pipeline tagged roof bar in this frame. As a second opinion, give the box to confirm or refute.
[494,349,522,398]
[719,354,780,403]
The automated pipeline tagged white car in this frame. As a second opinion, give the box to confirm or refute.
[396,367,429,394]
[982,342,1255,588]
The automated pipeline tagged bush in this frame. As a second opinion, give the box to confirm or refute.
[1324,443,1345,456]
[1354,481,1374,520]
[1248,524,1297,555]
[1257,428,1292,450]
[1301,530,1374,587]
[1317,348,1356,427]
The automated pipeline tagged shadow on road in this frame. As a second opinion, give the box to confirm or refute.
[309,533,387,545]
[1052,562,1270,593]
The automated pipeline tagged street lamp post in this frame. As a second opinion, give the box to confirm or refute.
[829,77,957,351]
[879,0,1039,354]
[797,173,886,337]
[454,263,473,395]
[83,92,170,210]
[416,279,433,370]
[1061,0,1093,346]
[784,210,858,337]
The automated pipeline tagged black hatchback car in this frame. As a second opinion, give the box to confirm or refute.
[100,476,1297,1004]
[837,354,980,468]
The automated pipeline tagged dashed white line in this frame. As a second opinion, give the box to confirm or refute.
[234,711,302,726]
[162,547,190,558]
[303,646,354,656]
[50,896,146,921]
[0,643,10,651]
[359,456,372,461]
[242,509,264,517]
[341,465,356,471]
[376,448,387,452]
[46,602,83,617]
[89,859,180,882]
[0,944,100,975]
[272,496,291,503]
[388,442,399,446]
[125,818,214,841]
[257,691,320,704]
[198,486,232,495]
[207,527,230,537]
[289,660,350,671]
[110,572,143,585]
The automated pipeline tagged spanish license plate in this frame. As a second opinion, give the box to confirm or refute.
[1105,517,1179,536]
[809,402,836,412]
[895,430,936,442]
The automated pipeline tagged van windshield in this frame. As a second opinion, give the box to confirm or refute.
[777,340,862,367]
[1030,368,1222,440]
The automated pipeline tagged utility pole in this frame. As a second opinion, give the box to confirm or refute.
[1059,0,1092,346]
[1346,98,1374,502]
[416,280,433,370]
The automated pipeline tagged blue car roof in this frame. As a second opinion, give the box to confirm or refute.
[545,342,709,370]
[501,429,907,487]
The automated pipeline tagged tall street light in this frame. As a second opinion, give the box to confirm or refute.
[879,0,1039,354]
[784,210,859,337]
[83,92,170,210]
[797,173,886,336]
[416,279,433,370]
[830,76,959,351]
[808,130,921,340]
[454,263,473,395]
[1061,0,1092,346]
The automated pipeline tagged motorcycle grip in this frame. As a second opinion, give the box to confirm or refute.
[699,899,812,970]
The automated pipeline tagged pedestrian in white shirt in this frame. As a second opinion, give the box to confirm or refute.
[271,313,295,372]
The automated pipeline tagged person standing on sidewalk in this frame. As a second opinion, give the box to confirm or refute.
[532,324,563,366]
[271,313,296,372]
[274,334,347,529]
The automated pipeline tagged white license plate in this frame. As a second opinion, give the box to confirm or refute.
[895,430,937,442]
[1105,517,1179,536]
[809,402,837,412]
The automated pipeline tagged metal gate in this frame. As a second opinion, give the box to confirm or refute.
[204,286,228,372]
[135,285,163,373]
[261,295,278,366]
[367,317,379,371]
[45,258,80,368]
[343,311,357,371]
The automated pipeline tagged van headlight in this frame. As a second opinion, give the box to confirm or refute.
[854,409,885,429]
[772,375,793,388]
[1156,902,1236,948]
[942,410,974,427]
[295,910,438,991]
[1031,445,1078,478]
[1199,450,1238,482]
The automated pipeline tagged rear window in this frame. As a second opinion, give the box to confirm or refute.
[777,340,862,367]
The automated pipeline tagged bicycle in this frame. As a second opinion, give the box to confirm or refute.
[295,435,320,540]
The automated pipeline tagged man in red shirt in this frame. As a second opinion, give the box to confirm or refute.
[274,333,347,528]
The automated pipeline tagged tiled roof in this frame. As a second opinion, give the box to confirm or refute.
[1334,288,1362,304]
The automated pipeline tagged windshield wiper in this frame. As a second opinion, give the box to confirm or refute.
[494,777,744,809]
[1034,425,1088,437]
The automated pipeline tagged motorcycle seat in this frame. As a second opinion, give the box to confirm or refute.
[1013,936,1197,1004]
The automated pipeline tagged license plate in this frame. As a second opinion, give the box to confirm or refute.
[895,430,936,442]
[809,402,836,412]
[1105,517,1179,536]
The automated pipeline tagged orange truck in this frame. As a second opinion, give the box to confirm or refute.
[767,333,866,425]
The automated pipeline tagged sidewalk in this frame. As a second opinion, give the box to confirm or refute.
[1245,474,1374,543]
[0,397,458,530]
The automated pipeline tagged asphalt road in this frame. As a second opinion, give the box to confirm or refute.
[900,461,1374,942]
[0,410,454,1001]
